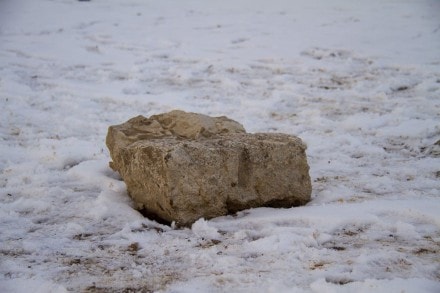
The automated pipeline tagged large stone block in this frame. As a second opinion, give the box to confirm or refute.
[106,110,311,226]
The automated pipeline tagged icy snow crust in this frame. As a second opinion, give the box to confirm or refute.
[1,0,439,292]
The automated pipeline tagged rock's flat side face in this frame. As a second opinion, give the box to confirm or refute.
[106,110,311,226]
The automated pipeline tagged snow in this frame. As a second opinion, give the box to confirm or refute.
[1,0,439,292]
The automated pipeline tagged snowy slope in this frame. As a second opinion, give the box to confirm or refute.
[1,0,439,292]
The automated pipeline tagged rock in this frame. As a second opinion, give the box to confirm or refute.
[106,110,311,226]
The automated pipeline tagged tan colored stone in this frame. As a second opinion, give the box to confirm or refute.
[106,110,311,226]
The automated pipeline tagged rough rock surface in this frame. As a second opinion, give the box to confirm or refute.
[106,110,311,226]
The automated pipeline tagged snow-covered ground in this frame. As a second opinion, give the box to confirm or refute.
[1,0,439,292]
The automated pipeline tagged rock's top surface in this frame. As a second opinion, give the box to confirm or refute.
[106,110,247,172]
[108,110,245,145]
[106,110,311,226]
